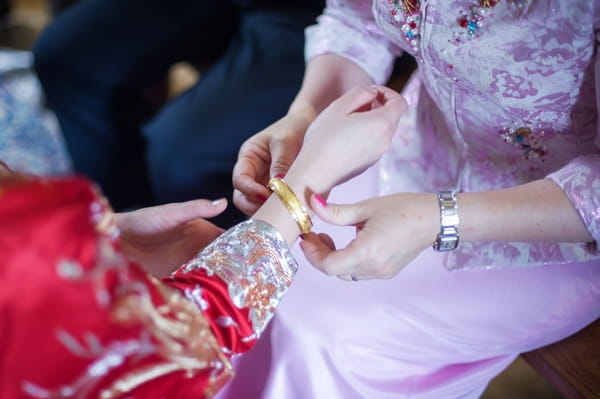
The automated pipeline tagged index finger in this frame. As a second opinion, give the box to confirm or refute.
[232,156,271,201]
[233,188,264,216]
[300,233,363,276]
[366,86,408,123]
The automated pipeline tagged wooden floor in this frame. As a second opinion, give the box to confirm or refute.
[1,1,565,397]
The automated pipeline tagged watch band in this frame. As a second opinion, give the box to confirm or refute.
[433,190,460,251]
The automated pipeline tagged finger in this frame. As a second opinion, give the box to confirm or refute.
[118,198,229,234]
[162,198,228,223]
[300,233,362,276]
[310,194,366,227]
[299,234,339,275]
[317,232,335,250]
[300,231,335,250]
[336,274,355,282]
[268,137,300,179]
[232,156,271,198]
[360,87,408,125]
[233,188,264,216]
[329,86,380,115]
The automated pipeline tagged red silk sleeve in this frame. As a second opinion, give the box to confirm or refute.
[0,175,296,398]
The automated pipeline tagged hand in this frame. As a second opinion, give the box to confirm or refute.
[116,199,228,277]
[299,193,438,280]
[233,109,316,216]
[289,85,407,195]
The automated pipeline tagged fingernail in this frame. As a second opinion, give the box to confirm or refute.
[256,194,268,203]
[211,198,226,206]
[367,85,379,93]
[274,173,285,179]
[314,194,327,207]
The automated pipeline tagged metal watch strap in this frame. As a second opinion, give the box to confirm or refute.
[433,191,460,251]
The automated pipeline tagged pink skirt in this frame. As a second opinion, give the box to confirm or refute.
[216,164,600,398]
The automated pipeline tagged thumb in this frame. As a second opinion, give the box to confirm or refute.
[309,194,365,227]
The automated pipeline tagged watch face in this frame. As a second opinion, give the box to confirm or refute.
[440,239,457,251]
[434,234,459,251]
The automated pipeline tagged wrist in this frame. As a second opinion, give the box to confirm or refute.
[287,100,318,127]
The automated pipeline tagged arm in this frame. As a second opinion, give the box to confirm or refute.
[232,54,374,215]
[302,178,595,281]
[459,179,594,244]
[233,1,402,215]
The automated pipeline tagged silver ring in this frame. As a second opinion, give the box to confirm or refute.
[351,275,358,282]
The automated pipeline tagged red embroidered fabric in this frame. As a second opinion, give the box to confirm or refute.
[0,176,254,398]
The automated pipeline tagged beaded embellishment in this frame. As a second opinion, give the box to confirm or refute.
[451,1,500,45]
[451,0,527,45]
[388,0,422,53]
[452,5,494,44]
[499,124,547,161]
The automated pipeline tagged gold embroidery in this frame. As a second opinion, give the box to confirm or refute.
[179,220,296,337]
[480,0,500,7]
[106,277,233,397]
[401,0,418,14]
[240,274,278,329]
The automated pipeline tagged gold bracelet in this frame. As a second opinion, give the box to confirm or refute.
[267,177,313,234]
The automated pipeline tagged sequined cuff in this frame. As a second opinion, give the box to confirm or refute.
[176,220,298,336]
[546,154,600,251]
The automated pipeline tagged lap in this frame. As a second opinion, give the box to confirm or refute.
[217,165,600,398]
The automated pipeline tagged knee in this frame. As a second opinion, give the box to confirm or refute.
[33,19,90,87]
[33,26,69,81]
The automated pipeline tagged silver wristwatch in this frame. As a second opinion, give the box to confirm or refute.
[433,191,460,251]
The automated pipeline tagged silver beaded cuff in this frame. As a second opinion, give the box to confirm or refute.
[176,220,297,337]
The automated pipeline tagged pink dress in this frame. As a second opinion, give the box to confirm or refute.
[217,1,600,398]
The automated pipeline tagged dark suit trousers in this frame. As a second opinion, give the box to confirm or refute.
[34,0,322,226]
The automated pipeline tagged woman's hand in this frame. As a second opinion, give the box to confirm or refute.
[248,85,407,246]
[289,85,407,197]
[233,109,316,216]
[300,193,438,280]
[116,199,228,277]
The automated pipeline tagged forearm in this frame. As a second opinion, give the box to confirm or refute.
[288,53,374,119]
[458,179,593,244]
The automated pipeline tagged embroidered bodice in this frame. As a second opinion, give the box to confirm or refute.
[305,0,600,269]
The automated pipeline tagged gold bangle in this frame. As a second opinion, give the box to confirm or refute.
[267,177,313,234]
